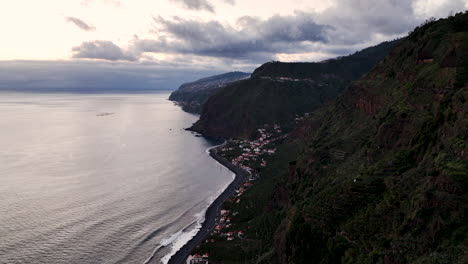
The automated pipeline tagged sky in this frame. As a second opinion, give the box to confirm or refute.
[0,0,466,91]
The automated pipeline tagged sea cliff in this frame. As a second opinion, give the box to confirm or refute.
[185,12,468,264]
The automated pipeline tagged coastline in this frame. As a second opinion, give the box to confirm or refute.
[167,144,249,264]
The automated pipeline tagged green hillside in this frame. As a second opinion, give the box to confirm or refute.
[194,12,468,264]
[169,72,250,114]
[190,40,399,138]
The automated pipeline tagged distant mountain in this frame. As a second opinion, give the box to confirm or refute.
[169,72,250,114]
[190,40,399,138]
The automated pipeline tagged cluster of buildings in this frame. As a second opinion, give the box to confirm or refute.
[212,210,245,241]
[260,76,315,83]
[186,253,209,264]
[222,125,284,174]
[187,124,289,263]
[230,182,254,204]
[203,125,287,244]
[294,112,311,123]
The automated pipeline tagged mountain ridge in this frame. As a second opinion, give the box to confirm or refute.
[169,71,250,114]
[190,40,400,138]
[188,12,468,264]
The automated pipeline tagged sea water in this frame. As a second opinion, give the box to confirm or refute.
[0,92,233,263]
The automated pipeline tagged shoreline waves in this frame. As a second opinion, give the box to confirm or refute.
[165,144,249,264]
[0,93,237,264]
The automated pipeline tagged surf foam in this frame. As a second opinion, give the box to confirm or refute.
[157,143,235,264]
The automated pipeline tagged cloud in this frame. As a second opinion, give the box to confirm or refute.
[70,0,468,66]
[72,41,137,61]
[313,0,466,45]
[157,0,466,61]
[130,13,331,61]
[171,0,215,13]
[413,0,468,19]
[0,60,224,92]
[313,0,418,45]
[65,16,96,31]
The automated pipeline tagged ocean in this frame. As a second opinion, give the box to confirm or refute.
[0,92,234,263]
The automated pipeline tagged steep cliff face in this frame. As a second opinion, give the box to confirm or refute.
[169,72,250,114]
[192,13,468,264]
[190,76,346,138]
[190,40,399,138]
[277,13,468,264]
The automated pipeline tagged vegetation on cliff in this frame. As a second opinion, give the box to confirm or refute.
[193,12,468,264]
[169,72,250,114]
[190,40,399,138]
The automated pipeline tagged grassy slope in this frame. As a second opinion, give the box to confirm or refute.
[191,41,399,139]
[195,142,300,264]
[281,13,468,264]
[195,13,468,264]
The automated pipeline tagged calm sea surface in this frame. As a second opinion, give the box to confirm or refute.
[0,92,233,264]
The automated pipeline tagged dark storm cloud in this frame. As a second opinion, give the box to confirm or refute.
[155,0,468,60]
[72,41,137,61]
[0,60,222,92]
[70,0,468,64]
[171,0,215,13]
[131,13,332,60]
[65,16,96,31]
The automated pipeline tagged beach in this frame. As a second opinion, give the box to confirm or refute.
[0,92,236,264]
[167,146,249,264]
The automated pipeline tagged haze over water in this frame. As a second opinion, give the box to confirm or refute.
[0,92,233,263]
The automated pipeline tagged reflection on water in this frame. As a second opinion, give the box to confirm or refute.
[0,92,233,264]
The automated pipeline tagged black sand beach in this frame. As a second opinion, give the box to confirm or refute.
[167,147,249,264]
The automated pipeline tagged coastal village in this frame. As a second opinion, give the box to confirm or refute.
[221,123,286,173]
[186,122,293,263]
[183,111,315,263]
